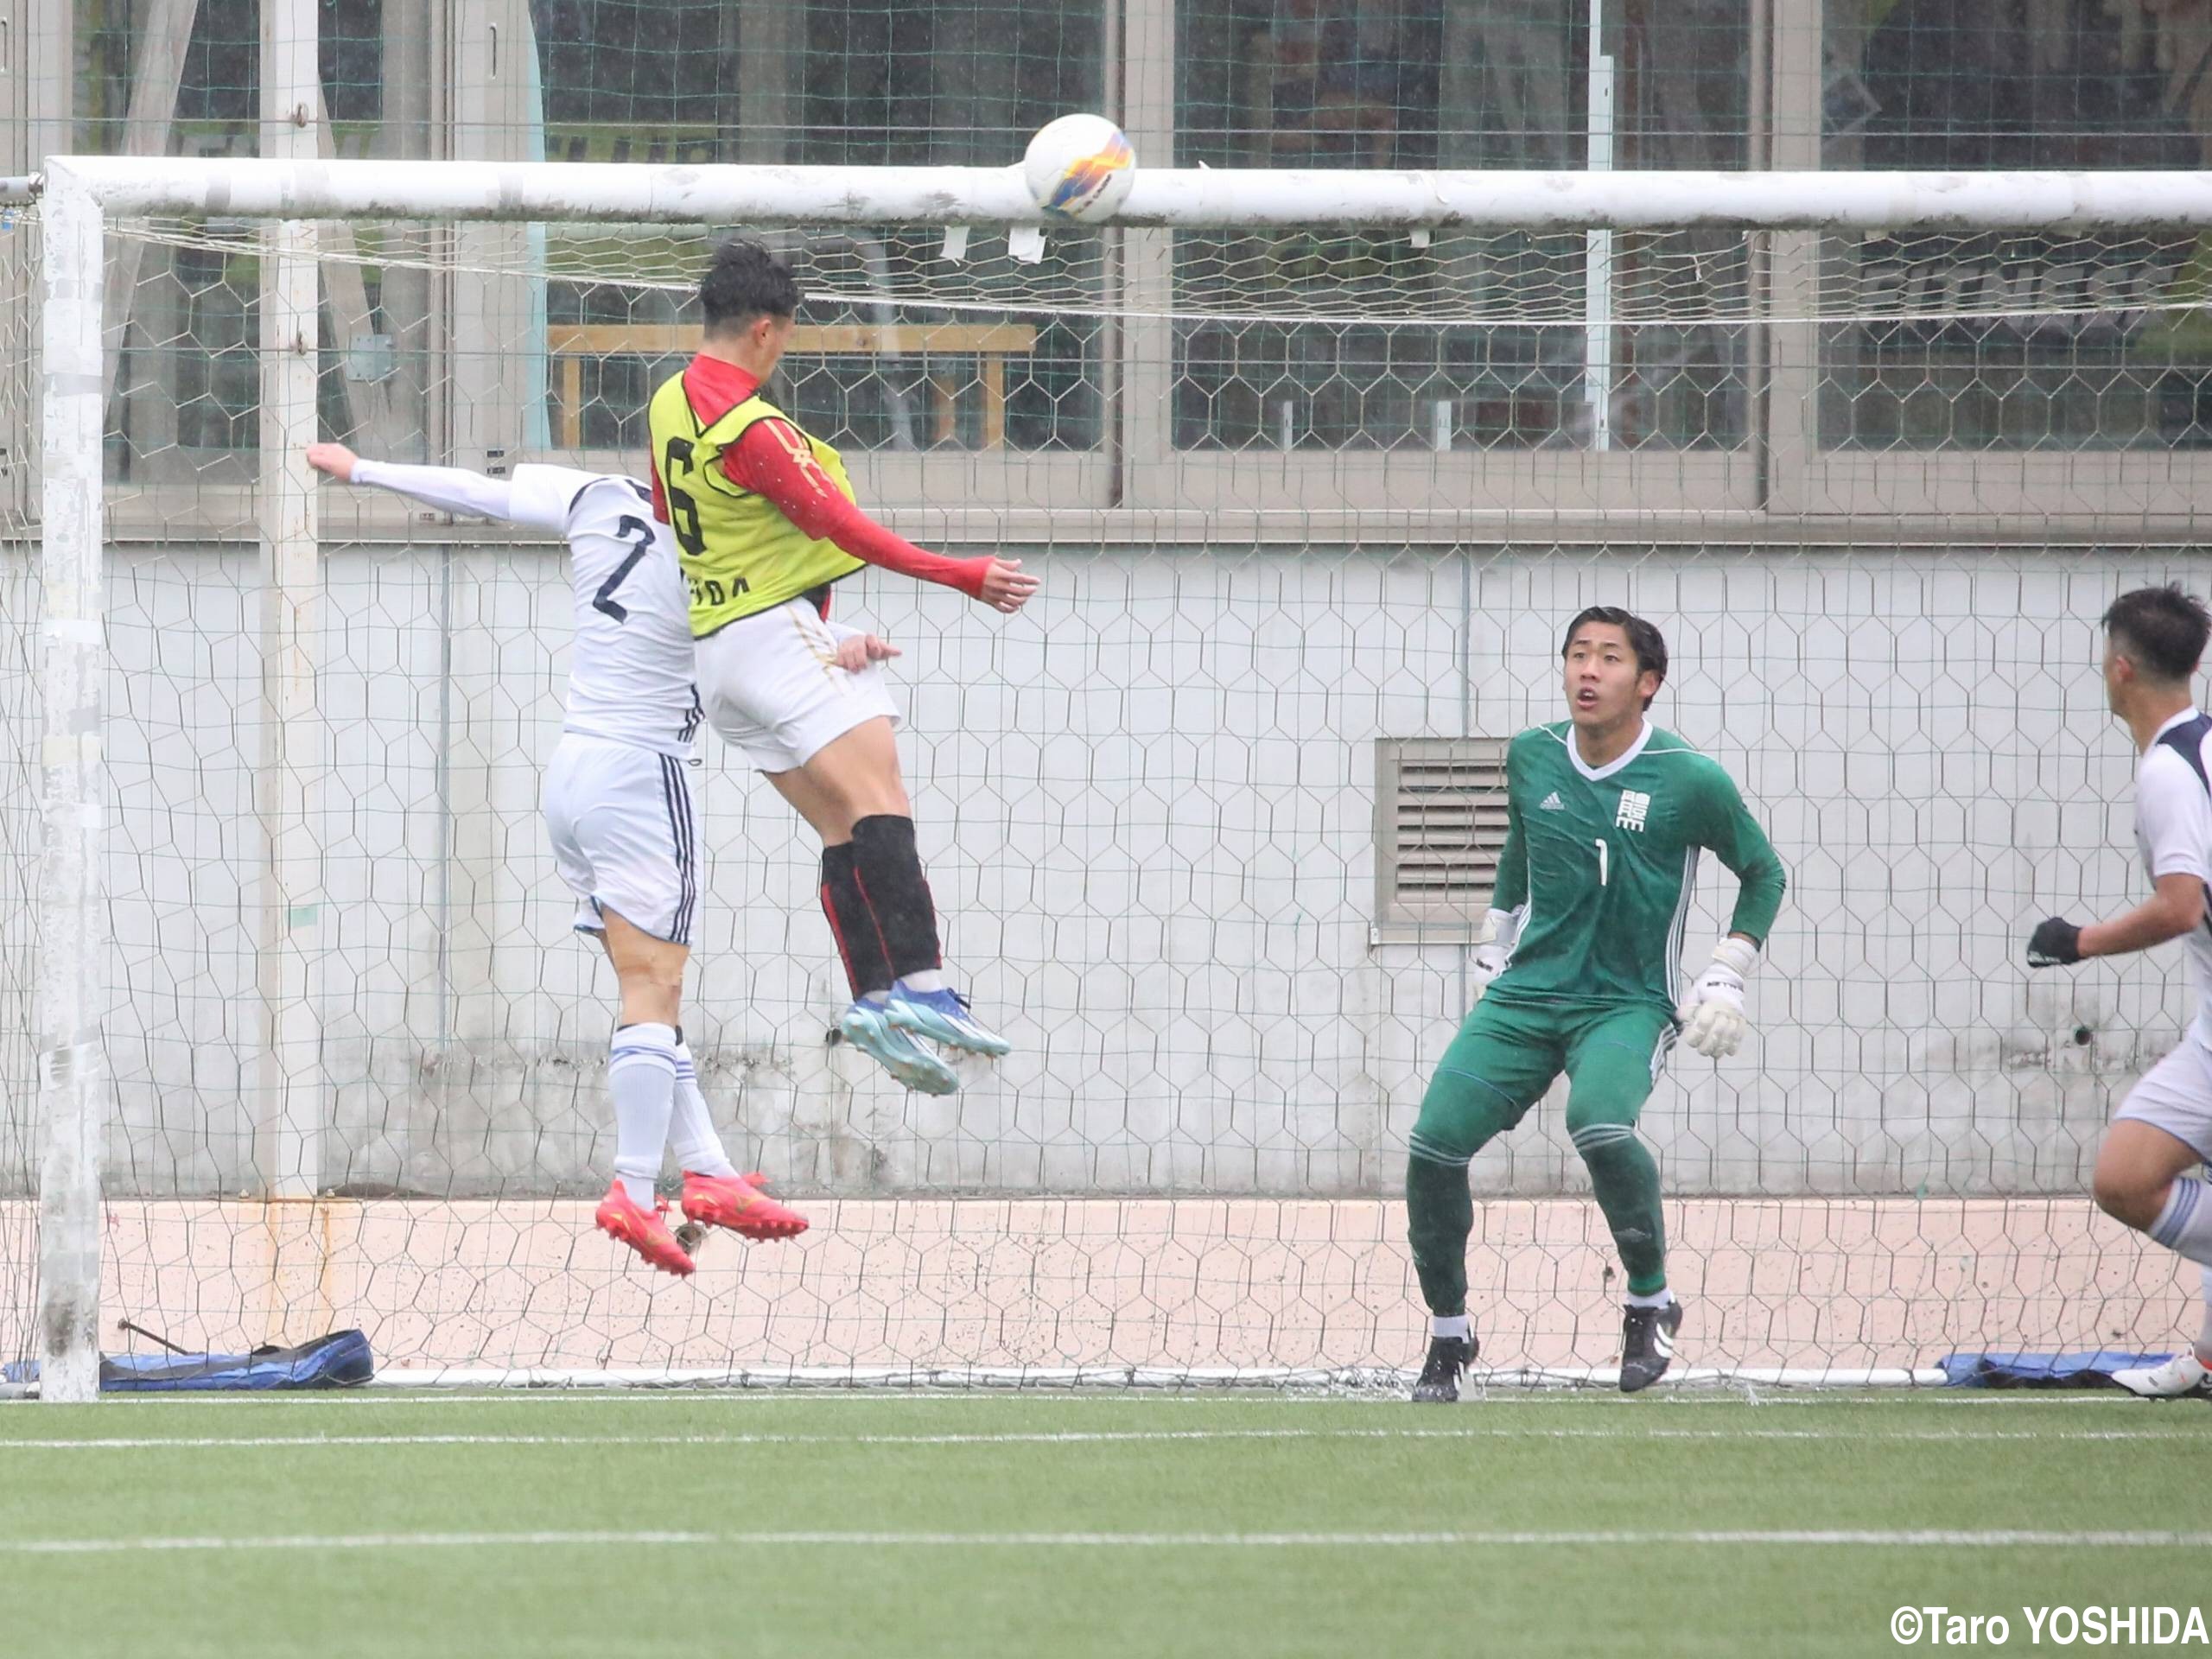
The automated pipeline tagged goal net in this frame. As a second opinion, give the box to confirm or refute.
[9,156,2212,1395]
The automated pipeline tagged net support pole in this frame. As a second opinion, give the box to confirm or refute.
[251,0,325,1201]
[35,162,110,1404]
[1583,0,1615,452]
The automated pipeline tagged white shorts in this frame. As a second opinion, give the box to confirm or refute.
[542,734,699,946]
[696,598,902,773]
[2116,1040,2212,1166]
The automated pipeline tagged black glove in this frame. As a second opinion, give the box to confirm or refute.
[2026,917,2083,969]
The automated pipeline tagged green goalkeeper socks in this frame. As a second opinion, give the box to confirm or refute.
[1573,1128,1669,1298]
[1405,1154,1475,1319]
[1410,1137,1669,1313]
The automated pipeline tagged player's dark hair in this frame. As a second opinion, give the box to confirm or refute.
[698,239,799,336]
[2103,584,2210,684]
[1562,605,1668,709]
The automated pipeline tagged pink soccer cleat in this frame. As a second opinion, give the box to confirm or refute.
[594,1181,697,1277]
[680,1170,810,1242]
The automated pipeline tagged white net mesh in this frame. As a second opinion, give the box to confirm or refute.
[104,214,2212,454]
[13,190,2212,1383]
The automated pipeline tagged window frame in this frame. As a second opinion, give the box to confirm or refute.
[48,0,2212,541]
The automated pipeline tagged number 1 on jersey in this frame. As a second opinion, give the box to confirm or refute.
[1594,836,1609,887]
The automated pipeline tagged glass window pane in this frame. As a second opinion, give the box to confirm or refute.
[1821,0,2212,451]
[78,1,423,480]
[796,2,1103,167]
[784,3,1106,453]
[76,1,393,161]
[542,231,1107,459]
[533,0,738,164]
[1173,1,1751,454]
[537,3,1108,458]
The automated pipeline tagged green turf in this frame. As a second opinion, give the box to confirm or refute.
[0,1389,2204,1659]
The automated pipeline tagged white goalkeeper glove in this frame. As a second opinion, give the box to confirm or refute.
[1470,905,1525,1005]
[1675,937,1759,1059]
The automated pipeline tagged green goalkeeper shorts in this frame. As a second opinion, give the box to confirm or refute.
[1406,996,1677,1168]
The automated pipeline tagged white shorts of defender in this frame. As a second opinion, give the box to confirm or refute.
[542,734,700,946]
[696,597,903,774]
[2116,1038,2212,1166]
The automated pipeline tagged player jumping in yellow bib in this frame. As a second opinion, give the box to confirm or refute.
[648,241,1039,1095]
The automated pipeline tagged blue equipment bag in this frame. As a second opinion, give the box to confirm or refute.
[1937,1350,2174,1389]
[99,1329,374,1392]
[3,1329,373,1392]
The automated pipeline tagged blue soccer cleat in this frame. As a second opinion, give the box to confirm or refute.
[884,983,1013,1058]
[838,998,960,1095]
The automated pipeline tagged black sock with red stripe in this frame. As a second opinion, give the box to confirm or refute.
[849,814,944,984]
[821,842,893,1001]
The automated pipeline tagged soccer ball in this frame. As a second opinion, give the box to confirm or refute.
[1023,113,1136,223]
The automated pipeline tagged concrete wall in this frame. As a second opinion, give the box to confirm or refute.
[55,537,2209,1202]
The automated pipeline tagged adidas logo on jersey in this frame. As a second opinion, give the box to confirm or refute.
[1538,791,1566,811]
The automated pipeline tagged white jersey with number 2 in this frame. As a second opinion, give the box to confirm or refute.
[353,459,700,758]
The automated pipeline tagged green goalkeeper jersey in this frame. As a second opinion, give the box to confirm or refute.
[1486,721,1785,1015]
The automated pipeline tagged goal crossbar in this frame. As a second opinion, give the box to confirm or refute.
[30,157,2212,230]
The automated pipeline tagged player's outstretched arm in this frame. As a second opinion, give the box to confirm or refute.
[726,420,1039,614]
[305,442,539,527]
[1675,762,1787,1060]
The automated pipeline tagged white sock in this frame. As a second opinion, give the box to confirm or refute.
[1624,1288,1675,1309]
[2198,1264,2212,1363]
[1431,1314,1471,1341]
[897,969,947,995]
[2149,1176,2212,1268]
[669,1040,737,1179]
[607,1022,678,1207]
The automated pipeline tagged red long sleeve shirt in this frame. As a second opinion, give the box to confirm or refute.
[648,354,993,603]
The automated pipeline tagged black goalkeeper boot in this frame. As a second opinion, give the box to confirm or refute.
[1619,1300,1684,1394]
[1410,1332,1478,1403]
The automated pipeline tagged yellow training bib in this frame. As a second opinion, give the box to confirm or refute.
[646,373,865,638]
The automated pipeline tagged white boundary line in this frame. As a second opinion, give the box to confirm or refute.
[49,1385,2189,1409]
[0,1424,2202,1450]
[360,1364,1949,1390]
[6,1528,2206,1555]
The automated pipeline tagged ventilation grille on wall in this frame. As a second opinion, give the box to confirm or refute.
[1375,738,1510,935]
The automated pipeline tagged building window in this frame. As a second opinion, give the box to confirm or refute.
[532,0,738,165]
[1821,0,2212,451]
[1174,2,1751,455]
[531,2,1105,456]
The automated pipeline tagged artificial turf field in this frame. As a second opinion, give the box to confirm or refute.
[0,1389,2204,1659]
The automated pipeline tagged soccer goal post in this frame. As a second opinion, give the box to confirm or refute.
[15,156,2212,1401]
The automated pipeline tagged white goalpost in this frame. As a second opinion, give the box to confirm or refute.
[14,156,2212,1401]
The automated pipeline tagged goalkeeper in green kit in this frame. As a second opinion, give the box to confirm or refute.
[1408,607,1786,1400]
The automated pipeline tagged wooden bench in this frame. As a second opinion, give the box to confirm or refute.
[546,322,1040,450]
